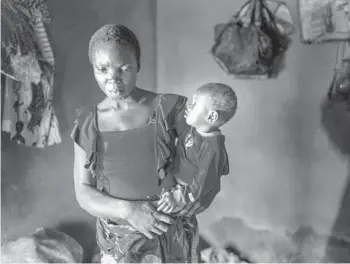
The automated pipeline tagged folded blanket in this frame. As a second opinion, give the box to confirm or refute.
[1,228,83,263]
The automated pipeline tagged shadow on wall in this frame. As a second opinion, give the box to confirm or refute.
[1,134,38,241]
[320,98,350,262]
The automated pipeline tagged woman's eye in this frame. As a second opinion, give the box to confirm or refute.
[97,67,107,73]
[121,66,132,72]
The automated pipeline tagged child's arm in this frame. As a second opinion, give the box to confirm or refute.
[176,182,221,217]
[182,141,222,202]
[176,141,229,215]
[157,145,218,214]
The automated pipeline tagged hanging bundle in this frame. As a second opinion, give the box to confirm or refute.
[1,0,52,78]
[327,41,350,106]
[1,0,37,77]
[1,0,61,148]
[321,41,350,155]
[211,0,291,79]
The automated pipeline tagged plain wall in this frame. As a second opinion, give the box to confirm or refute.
[156,0,350,246]
[1,0,156,255]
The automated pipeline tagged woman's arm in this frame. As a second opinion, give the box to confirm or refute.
[74,142,174,238]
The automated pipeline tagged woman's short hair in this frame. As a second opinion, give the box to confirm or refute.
[88,24,141,71]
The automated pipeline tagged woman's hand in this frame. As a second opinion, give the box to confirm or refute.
[126,200,174,239]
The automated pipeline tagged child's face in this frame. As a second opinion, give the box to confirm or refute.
[92,42,138,100]
[185,92,211,128]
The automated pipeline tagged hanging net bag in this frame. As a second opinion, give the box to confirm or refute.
[211,0,291,79]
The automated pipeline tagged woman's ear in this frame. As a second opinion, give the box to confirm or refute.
[206,110,218,124]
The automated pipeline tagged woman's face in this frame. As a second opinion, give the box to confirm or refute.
[92,42,138,100]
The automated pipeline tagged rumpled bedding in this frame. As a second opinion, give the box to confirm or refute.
[1,228,83,263]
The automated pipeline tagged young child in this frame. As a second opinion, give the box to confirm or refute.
[157,83,237,214]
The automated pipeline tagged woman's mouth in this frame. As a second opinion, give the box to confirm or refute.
[106,82,123,95]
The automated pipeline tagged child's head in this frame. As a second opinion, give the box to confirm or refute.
[185,83,237,131]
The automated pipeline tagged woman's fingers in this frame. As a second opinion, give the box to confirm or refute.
[142,230,154,239]
[153,211,174,225]
[153,221,169,233]
[127,201,174,238]
[156,197,165,206]
[149,224,168,236]
[158,202,172,213]
[163,205,174,214]
[134,201,173,237]
[149,226,163,236]
[157,201,168,212]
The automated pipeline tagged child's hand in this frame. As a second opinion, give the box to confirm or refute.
[157,192,177,214]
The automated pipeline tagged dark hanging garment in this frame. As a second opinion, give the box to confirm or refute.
[327,41,350,104]
[322,41,350,156]
[211,0,290,79]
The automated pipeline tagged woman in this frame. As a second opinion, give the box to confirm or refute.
[71,24,199,263]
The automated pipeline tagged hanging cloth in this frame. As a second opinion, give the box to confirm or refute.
[32,8,61,147]
[1,0,61,148]
[1,0,36,78]
[321,41,350,156]
[1,77,17,133]
[327,41,350,104]
[33,8,54,66]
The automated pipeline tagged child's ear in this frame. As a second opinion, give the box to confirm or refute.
[206,110,218,124]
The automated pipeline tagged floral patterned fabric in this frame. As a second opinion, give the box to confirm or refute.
[1,0,61,148]
[98,216,199,263]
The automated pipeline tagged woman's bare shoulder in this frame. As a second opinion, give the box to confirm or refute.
[137,88,158,101]
[134,88,159,109]
[96,98,111,111]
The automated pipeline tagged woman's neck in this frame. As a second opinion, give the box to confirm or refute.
[104,87,145,110]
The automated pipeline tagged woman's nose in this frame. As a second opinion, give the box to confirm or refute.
[107,69,122,82]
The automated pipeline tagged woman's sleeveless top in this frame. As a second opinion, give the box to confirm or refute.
[71,94,188,200]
